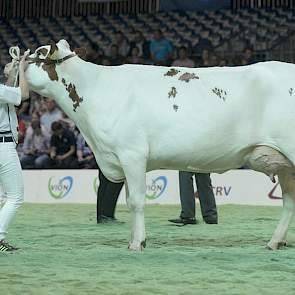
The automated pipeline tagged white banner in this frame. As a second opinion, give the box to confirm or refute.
[22,169,283,206]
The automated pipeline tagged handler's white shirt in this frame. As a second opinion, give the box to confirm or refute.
[0,84,21,142]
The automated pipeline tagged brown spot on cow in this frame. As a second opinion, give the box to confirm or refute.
[62,78,83,112]
[173,104,179,112]
[42,63,58,81]
[212,87,227,101]
[28,53,59,81]
[179,73,199,83]
[164,69,180,77]
[168,87,177,98]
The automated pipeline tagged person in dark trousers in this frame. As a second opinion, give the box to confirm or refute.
[97,169,124,223]
[169,172,218,225]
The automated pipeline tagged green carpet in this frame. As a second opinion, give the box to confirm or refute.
[1,204,295,295]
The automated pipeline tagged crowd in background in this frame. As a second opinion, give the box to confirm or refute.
[12,28,257,169]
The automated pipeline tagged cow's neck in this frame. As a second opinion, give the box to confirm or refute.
[41,60,113,162]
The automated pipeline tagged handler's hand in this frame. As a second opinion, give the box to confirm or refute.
[19,49,30,71]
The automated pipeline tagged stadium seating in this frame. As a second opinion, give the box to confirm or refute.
[0,8,294,67]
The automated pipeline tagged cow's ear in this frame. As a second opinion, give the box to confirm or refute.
[49,40,58,59]
[35,46,50,60]
[74,47,87,60]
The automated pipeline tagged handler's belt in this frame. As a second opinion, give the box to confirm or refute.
[0,136,13,143]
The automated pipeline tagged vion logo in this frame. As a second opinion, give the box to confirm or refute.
[48,176,73,199]
[146,176,167,200]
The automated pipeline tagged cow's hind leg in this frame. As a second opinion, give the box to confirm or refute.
[246,146,295,250]
[121,156,147,251]
[267,172,295,250]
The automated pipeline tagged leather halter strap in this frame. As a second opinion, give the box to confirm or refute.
[27,53,76,65]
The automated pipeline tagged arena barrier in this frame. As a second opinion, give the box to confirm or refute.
[18,169,282,206]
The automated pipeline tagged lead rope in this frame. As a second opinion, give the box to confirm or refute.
[8,46,22,145]
[9,46,21,87]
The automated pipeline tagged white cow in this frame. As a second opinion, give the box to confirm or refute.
[24,40,295,251]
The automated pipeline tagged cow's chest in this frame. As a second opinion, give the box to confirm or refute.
[95,149,125,182]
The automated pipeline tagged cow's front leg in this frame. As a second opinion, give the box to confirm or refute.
[267,172,295,250]
[122,159,147,251]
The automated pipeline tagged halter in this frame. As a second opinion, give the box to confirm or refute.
[27,53,76,65]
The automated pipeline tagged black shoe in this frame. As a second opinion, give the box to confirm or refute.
[97,215,124,224]
[204,217,218,224]
[0,240,19,252]
[168,217,197,225]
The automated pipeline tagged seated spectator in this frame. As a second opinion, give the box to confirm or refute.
[240,47,256,65]
[193,30,213,57]
[29,93,46,116]
[126,47,144,64]
[209,54,220,67]
[77,44,106,65]
[150,29,173,66]
[59,111,76,132]
[172,47,195,68]
[21,116,50,169]
[17,118,26,145]
[198,49,211,67]
[129,30,150,59]
[113,31,130,57]
[104,45,125,66]
[50,121,77,169]
[40,99,62,134]
[16,100,31,122]
[219,58,228,67]
[76,133,97,169]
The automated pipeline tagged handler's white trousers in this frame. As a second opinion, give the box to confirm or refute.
[0,142,24,241]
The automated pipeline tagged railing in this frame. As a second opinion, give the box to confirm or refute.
[0,0,160,18]
[232,0,295,9]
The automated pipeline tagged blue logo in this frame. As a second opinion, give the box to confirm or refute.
[146,176,167,200]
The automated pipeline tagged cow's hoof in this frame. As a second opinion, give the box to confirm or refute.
[141,239,147,248]
[278,241,287,248]
[128,240,145,251]
[266,240,287,250]
[266,241,278,250]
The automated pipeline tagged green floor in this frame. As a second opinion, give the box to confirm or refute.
[1,204,295,295]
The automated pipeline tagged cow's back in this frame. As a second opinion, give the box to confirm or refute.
[102,62,295,172]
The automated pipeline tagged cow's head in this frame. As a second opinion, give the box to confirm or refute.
[25,39,75,92]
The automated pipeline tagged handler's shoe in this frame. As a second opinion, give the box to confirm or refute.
[0,240,19,252]
[97,215,124,224]
[168,217,197,225]
[204,218,218,224]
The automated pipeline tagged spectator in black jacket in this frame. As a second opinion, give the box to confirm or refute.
[49,121,77,168]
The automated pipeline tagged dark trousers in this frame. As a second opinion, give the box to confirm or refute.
[179,172,217,221]
[96,170,124,222]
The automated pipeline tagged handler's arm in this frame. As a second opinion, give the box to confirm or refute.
[18,50,30,100]
[0,50,30,105]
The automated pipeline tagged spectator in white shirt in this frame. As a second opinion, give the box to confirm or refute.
[40,99,62,134]
[21,114,50,169]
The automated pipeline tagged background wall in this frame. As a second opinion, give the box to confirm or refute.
[12,169,283,206]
